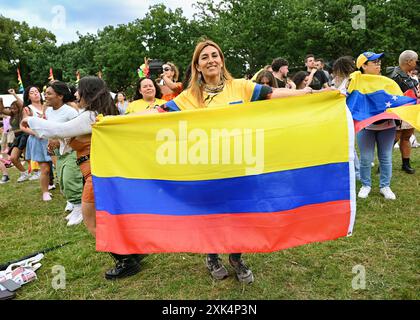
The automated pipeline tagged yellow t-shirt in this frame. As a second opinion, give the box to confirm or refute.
[166,79,263,111]
[125,98,167,114]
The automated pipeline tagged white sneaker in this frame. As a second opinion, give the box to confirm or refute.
[67,205,83,226]
[380,187,396,200]
[65,211,73,221]
[42,192,52,201]
[65,208,77,221]
[48,184,56,190]
[358,186,371,199]
[29,171,41,181]
[64,201,74,212]
[65,202,75,220]
[17,172,30,183]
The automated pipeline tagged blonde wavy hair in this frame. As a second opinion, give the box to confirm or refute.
[165,62,179,82]
[189,39,233,107]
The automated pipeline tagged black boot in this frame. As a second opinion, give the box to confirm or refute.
[402,158,415,174]
[105,253,143,280]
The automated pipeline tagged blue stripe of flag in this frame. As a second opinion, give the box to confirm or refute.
[93,162,350,216]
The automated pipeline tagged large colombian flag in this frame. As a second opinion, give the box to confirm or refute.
[91,91,356,254]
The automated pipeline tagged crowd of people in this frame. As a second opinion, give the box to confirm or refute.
[0,39,418,284]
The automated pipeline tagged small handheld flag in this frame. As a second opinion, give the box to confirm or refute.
[48,68,54,81]
[76,70,80,86]
[17,69,24,93]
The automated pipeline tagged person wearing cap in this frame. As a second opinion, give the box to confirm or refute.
[355,51,397,200]
[389,50,419,174]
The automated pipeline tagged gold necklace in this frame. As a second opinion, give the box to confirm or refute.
[203,81,225,95]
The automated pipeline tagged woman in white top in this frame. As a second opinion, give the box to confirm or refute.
[332,56,356,93]
[116,92,128,115]
[21,86,53,201]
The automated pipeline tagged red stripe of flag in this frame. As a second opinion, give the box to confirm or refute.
[96,200,351,254]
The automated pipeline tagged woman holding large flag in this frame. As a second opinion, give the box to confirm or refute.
[158,39,317,284]
[21,77,145,280]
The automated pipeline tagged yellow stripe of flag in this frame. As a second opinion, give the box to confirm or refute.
[348,71,403,95]
[91,91,350,180]
[388,105,420,131]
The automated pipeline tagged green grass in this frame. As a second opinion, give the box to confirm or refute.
[0,134,419,300]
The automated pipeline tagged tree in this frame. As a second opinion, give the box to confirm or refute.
[0,15,56,92]
[1,0,418,92]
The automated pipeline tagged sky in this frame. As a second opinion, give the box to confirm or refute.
[0,0,203,44]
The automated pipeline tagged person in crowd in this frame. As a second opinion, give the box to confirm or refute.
[305,54,330,90]
[331,56,360,181]
[158,62,183,101]
[355,51,396,200]
[0,91,30,183]
[316,58,332,86]
[0,156,9,183]
[292,71,310,89]
[271,58,296,89]
[389,50,419,174]
[20,86,54,201]
[331,56,356,92]
[43,81,84,226]
[409,68,419,83]
[28,160,41,181]
[0,114,14,157]
[157,39,319,284]
[21,76,145,280]
[255,70,278,88]
[116,92,129,115]
[125,77,166,114]
[0,119,10,183]
[251,64,275,82]
[67,85,80,111]
[264,64,273,72]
